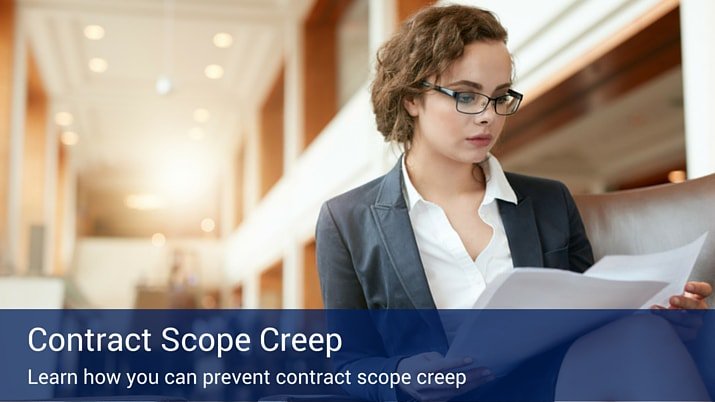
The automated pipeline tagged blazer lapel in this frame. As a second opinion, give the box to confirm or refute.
[498,196,544,268]
[371,158,436,309]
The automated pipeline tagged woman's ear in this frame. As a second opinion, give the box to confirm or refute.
[403,96,420,117]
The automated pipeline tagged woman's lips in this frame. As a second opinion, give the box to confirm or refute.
[466,134,492,146]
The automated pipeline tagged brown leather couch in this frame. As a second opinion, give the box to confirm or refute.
[574,172,715,296]
[576,173,715,401]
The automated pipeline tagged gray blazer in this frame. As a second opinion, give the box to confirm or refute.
[316,157,594,309]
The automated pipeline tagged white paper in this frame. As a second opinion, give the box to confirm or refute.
[448,233,708,376]
[471,232,708,310]
[584,232,708,308]
[471,268,667,309]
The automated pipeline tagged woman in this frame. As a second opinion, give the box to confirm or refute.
[316,4,711,401]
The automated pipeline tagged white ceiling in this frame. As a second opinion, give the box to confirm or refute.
[21,0,311,188]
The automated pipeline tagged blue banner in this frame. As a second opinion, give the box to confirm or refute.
[0,309,713,401]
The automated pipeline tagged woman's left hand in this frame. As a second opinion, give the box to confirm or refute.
[666,281,712,310]
[651,281,711,341]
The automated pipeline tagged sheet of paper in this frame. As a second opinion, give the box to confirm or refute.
[472,268,667,309]
[451,233,708,376]
[584,232,708,308]
[472,232,707,310]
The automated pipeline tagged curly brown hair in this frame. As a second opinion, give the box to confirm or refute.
[371,4,508,145]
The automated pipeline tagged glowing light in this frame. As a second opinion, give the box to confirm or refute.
[201,218,216,233]
[55,112,73,126]
[84,25,105,40]
[668,170,686,183]
[155,75,173,95]
[60,131,79,146]
[204,64,224,79]
[155,150,214,204]
[151,233,166,247]
[188,127,205,141]
[125,194,165,210]
[193,108,210,123]
[213,32,233,48]
[88,57,108,73]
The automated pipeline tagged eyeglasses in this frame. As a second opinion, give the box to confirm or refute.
[422,81,523,116]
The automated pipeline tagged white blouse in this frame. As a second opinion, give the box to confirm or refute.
[401,155,518,311]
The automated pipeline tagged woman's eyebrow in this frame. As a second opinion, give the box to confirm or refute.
[445,80,512,91]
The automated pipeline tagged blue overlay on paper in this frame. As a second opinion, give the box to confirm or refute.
[0,309,713,401]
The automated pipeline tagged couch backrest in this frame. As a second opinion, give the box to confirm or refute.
[574,173,715,288]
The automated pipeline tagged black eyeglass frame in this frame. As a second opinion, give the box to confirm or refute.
[422,81,524,116]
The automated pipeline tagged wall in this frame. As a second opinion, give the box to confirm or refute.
[464,0,667,95]
[71,238,224,308]
[225,86,388,285]
[0,277,63,308]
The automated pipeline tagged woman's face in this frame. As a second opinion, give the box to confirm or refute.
[405,41,513,165]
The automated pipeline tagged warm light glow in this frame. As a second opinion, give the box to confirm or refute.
[84,25,105,40]
[204,64,224,79]
[88,57,108,73]
[155,75,173,95]
[151,233,166,247]
[193,108,210,123]
[188,127,205,141]
[201,218,216,233]
[60,131,79,146]
[155,150,214,204]
[125,194,165,210]
[55,112,74,126]
[668,170,687,183]
[213,32,233,48]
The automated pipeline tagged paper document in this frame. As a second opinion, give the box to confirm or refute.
[447,233,708,376]
[472,232,708,309]
[584,233,707,308]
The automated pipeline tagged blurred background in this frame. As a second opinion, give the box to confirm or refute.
[0,0,713,309]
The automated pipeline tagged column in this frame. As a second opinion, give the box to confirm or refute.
[283,19,304,170]
[218,152,235,238]
[21,53,48,275]
[368,0,408,173]
[680,0,715,178]
[244,114,260,215]
[368,0,396,65]
[5,6,27,274]
[60,148,77,274]
[0,0,16,274]
[43,103,57,275]
[243,273,260,309]
[282,242,303,308]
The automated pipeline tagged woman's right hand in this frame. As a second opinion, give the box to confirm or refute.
[396,351,495,401]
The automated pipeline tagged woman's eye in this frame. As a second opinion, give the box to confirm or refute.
[456,93,477,104]
[496,96,509,105]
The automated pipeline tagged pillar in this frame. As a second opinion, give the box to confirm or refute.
[680,0,715,178]
[282,242,303,308]
[0,0,16,274]
[4,3,27,274]
[284,18,304,170]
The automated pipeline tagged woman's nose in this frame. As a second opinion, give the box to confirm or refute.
[474,102,496,125]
